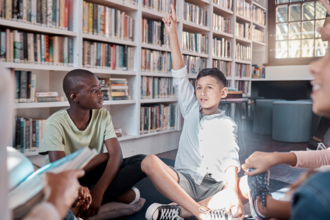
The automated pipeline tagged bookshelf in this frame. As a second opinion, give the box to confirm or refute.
[1,0,267,163]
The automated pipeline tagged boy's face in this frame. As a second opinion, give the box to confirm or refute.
[309,50,330,118]
[72,75,104,109]
[195,76,227,110]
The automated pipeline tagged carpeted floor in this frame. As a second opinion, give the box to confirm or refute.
[117,158,290,220]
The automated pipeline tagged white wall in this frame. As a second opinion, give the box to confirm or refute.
[263,65,313,81]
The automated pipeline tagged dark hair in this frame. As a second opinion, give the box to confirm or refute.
[63,69,96,99]
[196,68,226,87]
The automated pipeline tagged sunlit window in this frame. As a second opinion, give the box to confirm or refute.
[275,0,328,59]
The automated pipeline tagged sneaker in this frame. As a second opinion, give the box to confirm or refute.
[307,138,323,151]
[200,208,232,220]
[247,168,270,220]
[145,203,183,220]
[317,142,327,150]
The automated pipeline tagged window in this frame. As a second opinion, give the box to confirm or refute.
[268,0,328,65]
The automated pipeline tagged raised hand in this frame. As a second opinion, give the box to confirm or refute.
[162,4,177,36]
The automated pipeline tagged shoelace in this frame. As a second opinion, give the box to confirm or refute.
[317,142,327,150]
[199,208,230,220]
[159,207,183,220]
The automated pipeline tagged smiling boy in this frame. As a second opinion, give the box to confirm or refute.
[140,5,248,220]
[39,69,146,218]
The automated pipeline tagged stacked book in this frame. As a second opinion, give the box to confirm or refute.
[213,0,233,10]
[235,80,249,94]
[141,76,175,99]
[99,78,130,100]
[213,60,231,78]
[13,117,47,154]
[0,29,73,66]
[140,104,177,134]
[236,43,251,61]
[182,32,208,55]
[212,37,231,58]
[183,55,207,74]
[82,1,135,42]
[236,0,251,19]
[143,0,176,14]
[235,63,250,78]
[252,27,264,43]
[142,18,169,48]
[115,128,123,137]
[183,1,207,27]
[235,22,251,39]
[110,78,130,100]
[82,41,134,70]
[0,0,71,30]
[252,5,266,26]
[141,49,172,72]
[252,64,265,79]
[213,13,231,34]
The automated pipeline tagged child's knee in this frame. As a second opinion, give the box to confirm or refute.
[141,154,159,173]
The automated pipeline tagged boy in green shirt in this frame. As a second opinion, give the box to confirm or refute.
[39,69,146,217]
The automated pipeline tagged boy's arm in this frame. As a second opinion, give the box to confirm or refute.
[163,5,197,117]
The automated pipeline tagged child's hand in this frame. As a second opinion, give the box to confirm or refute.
[73,186,92,210]
[242,151,277,176]
[162,4,177,36]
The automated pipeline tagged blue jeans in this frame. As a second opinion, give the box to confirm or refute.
[291,171,330,220]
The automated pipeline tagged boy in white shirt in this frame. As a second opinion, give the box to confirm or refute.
[141,5,252,220]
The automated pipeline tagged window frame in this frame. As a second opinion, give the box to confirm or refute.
[267,0,325,66]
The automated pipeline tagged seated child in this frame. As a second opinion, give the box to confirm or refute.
[39,69,146,218]
[140,5,255,220]
[241,0,330,219]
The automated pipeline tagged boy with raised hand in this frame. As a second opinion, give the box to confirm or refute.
[141,5,248,220]
[39,69,146,218]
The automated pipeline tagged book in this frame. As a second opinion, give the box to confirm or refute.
[212,37,231,58]
[141,76,175,99]
[141,49,171,73]
[183,2,207,27]
[235,63,250,78]
[143,0,176,15]
[235,21,251,39]
[213,13,231,34]
[235,80,249,94]
[182,31,208,55]
[252,26,264,43]
[142,18,169,48]
[9,147,97,219]
[236,43,251,61]
[236,0,251,19]
[213,0,233,11]
[183,55,206,74]
[213,60,231,77]
[252,4,266,26]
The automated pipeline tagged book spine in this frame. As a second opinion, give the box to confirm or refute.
[64,0,68,29]
[20,118,25,153]
[35,120,39,147]
[5,0,12,20]
[47,0,52,27]
[49,37,53,63]
[19,71,27,102]
[41,0,46,25]
[88,3,93,34]
[36,0,41,24]
[63,36,68,64]
[52,0,56,27]
[37,96,61,102]
[59,0,64,28]
[68,37,73,66]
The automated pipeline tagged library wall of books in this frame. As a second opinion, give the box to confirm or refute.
[0,0,267,162]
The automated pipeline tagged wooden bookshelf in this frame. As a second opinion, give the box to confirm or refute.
[1,0,267,160]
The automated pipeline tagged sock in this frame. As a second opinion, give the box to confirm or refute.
[313,136,322,142]
[254,196,266,218]
[129,187,140,205]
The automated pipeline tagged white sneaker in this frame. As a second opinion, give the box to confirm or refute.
[129,187,141,205]
[200,207,233,220]
[145,203,183,220]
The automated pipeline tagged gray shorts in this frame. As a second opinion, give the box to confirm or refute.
[171,168,228,202]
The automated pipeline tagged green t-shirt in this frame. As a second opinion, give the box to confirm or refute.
[39,108,117,163]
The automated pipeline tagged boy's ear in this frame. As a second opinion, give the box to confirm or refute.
[221,87,228,99]
[69,92,79,102]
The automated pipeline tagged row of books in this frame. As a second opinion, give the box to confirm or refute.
[235,63,250,78]
[213,0,233,11]
[236,0,252,20]
[142,18,169,48]
[99,78,130,100]
[213,60,231,77]
[236,43,251,61]
[235,80,249,94]
[141,76,175,99]
[13,117,46,154]
[212,38,231,59]
[0,0,71,30]
[182,32,208,55]
[82,1,135,42]
[252,28,264,43]
[140,104,177,134]
[0,29,73,65]
[183,1,207,27]
[213,13,231,34]
[183,55,207,74]
[82,40,134,70]
[252,5,266,26]
[141,49,172,73]
[235,22,251,39]
[143,0,176,14]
